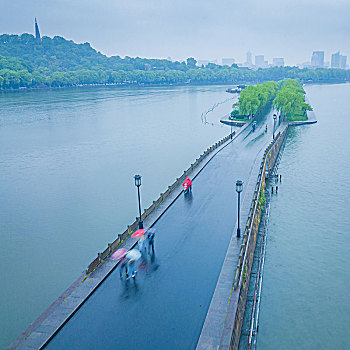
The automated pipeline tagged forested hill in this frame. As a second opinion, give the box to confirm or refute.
[0,33,349,89]
[0,33,191,73]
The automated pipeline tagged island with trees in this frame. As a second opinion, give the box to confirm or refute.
[230,79,312,123]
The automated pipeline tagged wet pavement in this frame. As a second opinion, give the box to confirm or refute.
[44,113,277,350]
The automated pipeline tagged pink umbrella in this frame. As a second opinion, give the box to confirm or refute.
[111,248,127,260]
[131,229,146,238]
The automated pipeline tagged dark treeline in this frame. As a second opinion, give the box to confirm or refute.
[1,33,350,90]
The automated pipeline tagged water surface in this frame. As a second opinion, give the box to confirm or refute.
[258,83,350,349]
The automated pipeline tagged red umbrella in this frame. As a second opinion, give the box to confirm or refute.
[111,248,127,260]
[131,229,146,238]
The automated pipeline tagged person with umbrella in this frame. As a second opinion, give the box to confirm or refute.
[131,229,147,253]
[119,256,129,278]
[138,234,146,252]
[126,249,141,278]
[111,248,129,278]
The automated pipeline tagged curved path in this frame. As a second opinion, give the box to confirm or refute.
[45,113,276,350]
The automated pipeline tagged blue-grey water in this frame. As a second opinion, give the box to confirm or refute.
[258,83,350,349]
[2,83,349,350]
[0,85,236,348]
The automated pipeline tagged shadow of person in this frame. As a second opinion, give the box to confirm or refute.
[120,274,140,300]
[184,191,193,205]
[149,252,160,272]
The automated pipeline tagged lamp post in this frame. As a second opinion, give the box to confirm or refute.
[273,114,277,139]
[236,180,243,238]
[134,174,143,229]
[230,122,233,139]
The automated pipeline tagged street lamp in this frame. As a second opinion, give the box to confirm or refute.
[273,114,277,139]
[236,180,243,238]
[134,174,143,229]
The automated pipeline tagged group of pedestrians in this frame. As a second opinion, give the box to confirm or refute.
[119,227,156,279]
[137,228,156,254]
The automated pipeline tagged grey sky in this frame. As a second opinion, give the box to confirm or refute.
[1,0,349,65]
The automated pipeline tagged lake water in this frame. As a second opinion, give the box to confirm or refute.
[0,85,235,348]
[3,83,349,349]
[258,83,350,349]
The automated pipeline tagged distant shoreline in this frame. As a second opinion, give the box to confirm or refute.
[0,79,349,94]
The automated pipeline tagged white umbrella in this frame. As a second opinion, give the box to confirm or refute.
[126,249,141,262]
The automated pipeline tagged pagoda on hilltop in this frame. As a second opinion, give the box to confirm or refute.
[34,18,41,39]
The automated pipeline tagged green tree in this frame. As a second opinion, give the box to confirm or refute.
[186,57,197,69]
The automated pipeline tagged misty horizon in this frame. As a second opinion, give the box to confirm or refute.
[0,0,349,66]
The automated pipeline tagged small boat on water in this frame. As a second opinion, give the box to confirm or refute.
[226,85,246,93]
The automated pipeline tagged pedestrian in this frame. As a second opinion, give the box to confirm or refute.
[125,249,141,278]
[186,177,192,192]
[128,259,137,278]
[119,256,128,278]
[138,234,146,252]
[147,228,156,254]
[183,176,192,193]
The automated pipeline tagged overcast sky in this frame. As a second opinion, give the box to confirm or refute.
[1,0,349,65]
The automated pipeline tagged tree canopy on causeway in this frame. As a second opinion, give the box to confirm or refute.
[0,33,350,90]
[238,81,279,116]
[273,79,312,121]
[234,79,312,121]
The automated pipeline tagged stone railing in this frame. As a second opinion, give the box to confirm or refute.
[228,126,288,349]
[233,127,287,290]
[86,130,237,274]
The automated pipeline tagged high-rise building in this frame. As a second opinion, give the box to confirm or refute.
[331,52,341,68]
[246,51,252,66]
[255,55,265,68]
[311,51,324,67]
[272,58,285,67]
[331,52,347,69]
[222,58,235,66]
[340,55,347,69]
[34,18,41,39]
